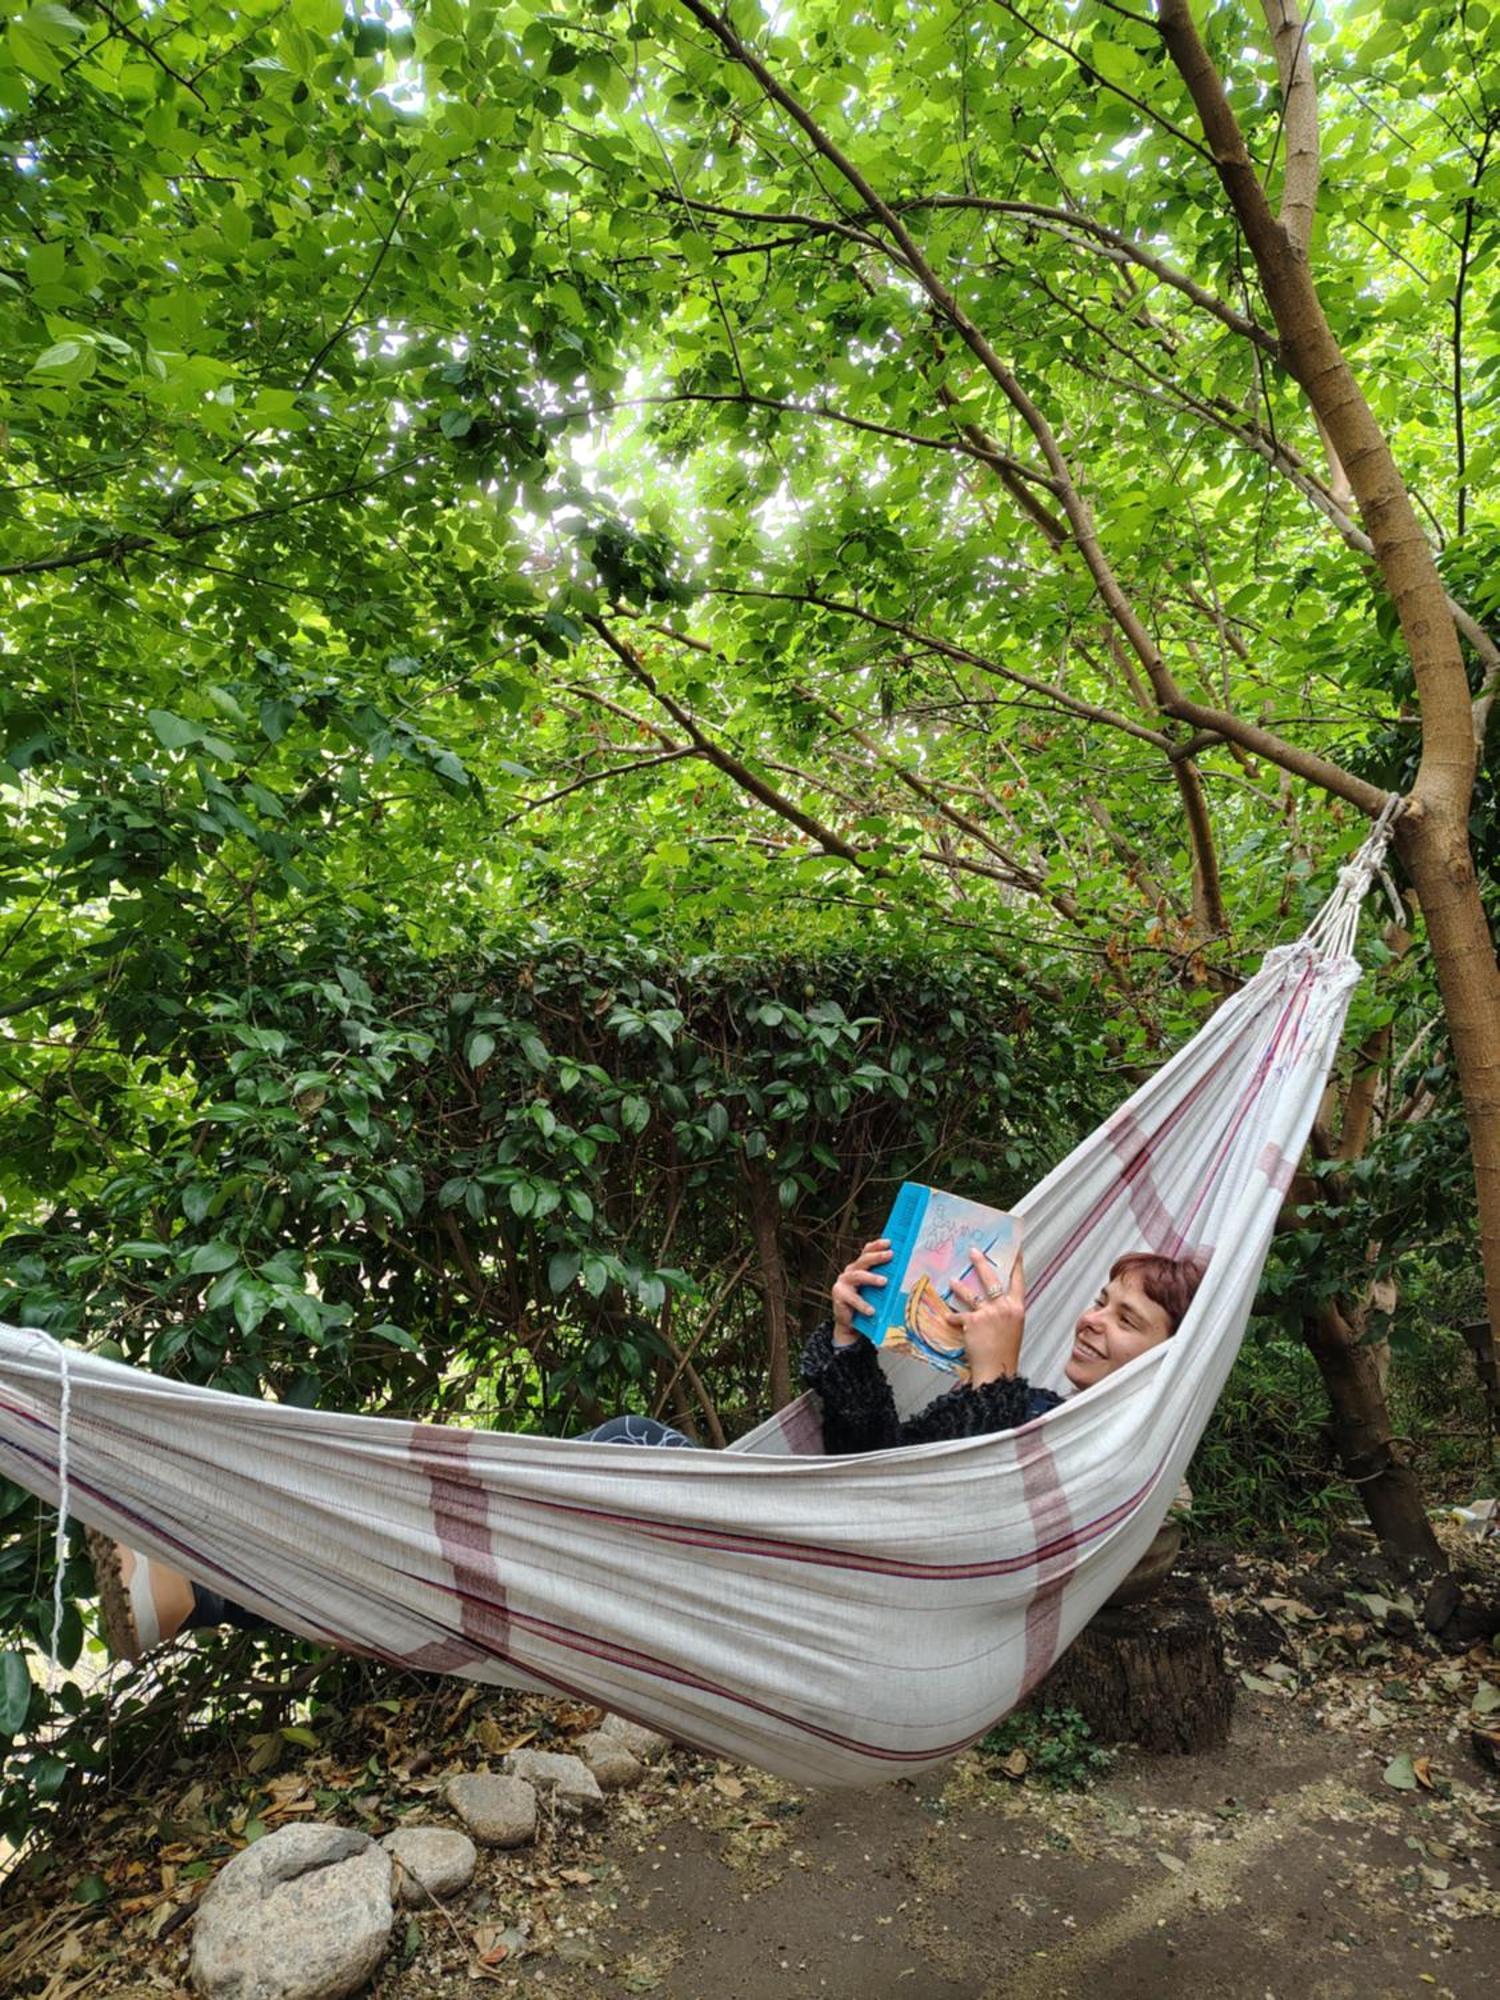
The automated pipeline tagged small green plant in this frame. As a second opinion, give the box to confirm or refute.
[979,1705,1115,1790]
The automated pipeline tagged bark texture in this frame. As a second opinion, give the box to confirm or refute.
[1301,1301,1444,1562]
[744,1158,794,1410]
[1037,1579,1235,1754]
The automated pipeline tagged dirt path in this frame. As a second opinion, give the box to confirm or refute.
[423,1695,1495,2000]
[5,1695,1497,1997]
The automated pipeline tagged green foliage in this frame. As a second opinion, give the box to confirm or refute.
[1188,1334,1348,1541]
[0,918,1097,1413]
[979,1705,1116,1790]
[0,916,1103,1847]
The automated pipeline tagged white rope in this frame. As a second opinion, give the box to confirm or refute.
[1302,793,1405,961]
[49,1332,72,1688]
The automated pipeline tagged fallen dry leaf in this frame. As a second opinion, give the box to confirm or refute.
[712,1774,746,1799]
[1259,1596,1318,1621]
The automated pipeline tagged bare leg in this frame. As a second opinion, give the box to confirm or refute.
[86,1530,201,1661]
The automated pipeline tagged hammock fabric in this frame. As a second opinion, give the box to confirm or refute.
[0,820,1397,1787]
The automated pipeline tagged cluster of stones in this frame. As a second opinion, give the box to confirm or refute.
[188,1714,669,2000]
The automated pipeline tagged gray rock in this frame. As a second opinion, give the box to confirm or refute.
[573,1731,643,1791]
[502,1749,604,1819]
[445,1773,537,1848]
[380,1827,478,1906]
[598,1713,671,1764]
[189,1824,393,2000]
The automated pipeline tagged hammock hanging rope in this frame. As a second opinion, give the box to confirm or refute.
[0,809,1400,1787]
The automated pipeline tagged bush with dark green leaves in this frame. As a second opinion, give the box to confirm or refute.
[0,915,1103,1848]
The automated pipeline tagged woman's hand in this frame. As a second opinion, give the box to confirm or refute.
[831,1239,892,1347]
[947,1246,1025,1386]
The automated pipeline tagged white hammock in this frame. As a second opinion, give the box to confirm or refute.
[0,816,1398,1787]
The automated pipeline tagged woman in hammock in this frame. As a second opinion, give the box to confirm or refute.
[804,1238,1205,1452]
[90,1241,1203,1659]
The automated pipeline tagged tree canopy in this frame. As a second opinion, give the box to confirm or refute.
[0,0,1496,1836]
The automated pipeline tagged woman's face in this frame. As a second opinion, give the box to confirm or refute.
[1064,1270,1174,1390]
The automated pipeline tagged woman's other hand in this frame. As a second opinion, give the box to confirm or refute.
[947,1246,1025,1385]
[831,1240,892,1347]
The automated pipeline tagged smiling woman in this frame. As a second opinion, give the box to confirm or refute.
[805,1242,1208,1454]
[1065,1254,1210,1393]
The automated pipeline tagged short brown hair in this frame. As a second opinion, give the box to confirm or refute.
[1108,1252,1207,1335]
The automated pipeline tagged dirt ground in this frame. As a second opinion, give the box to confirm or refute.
[3,1535,1497,2000]
[484,1694,1498,2000]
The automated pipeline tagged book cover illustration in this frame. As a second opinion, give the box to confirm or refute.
[855,1185,1022,1379]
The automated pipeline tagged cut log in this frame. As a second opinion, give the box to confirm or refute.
[1034,1575,1235,1754]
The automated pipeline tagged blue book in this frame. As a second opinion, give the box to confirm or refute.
[855,1185,1022,1379]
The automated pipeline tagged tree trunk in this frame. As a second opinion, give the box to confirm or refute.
[1037,1579,1234,1754]
[743,1157,794,1409]
[1158,0,1500,1431]
[1301,1301,1443,1561]
[1396,814,1500,1426]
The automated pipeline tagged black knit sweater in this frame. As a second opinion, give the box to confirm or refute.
[800,1322,1063,1454]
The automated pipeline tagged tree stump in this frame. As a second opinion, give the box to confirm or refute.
[1034,1575,1234,1754]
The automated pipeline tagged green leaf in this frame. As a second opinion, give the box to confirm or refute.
[465,1031,496,1068]
[259,698,297,743]
[31,337,85,373]
[292,0,344,30]
[185,1240,239,1275]
[181,1185,216,1225]
[0,1652,32,1735]
[147,710,201,751]
[1382,1752,1418,1791]
[25,3,87,41]
[548,1250,582,1293]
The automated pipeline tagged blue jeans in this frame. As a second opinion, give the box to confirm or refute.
[584,1414,699,1448]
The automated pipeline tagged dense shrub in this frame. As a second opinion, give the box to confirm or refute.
[0,915,1104,1843]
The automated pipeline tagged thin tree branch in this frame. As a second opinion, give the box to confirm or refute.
[0,455,436,579]
[711,585,1174,748]
[587,617,866,865]
[298,179,418,390]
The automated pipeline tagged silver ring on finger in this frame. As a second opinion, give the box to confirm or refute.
[983,1284,1005,1300]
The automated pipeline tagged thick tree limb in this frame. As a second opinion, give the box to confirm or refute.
[1259,0,1354,510]
[1157,0,1500,1441]
[1157,693,1391,814]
